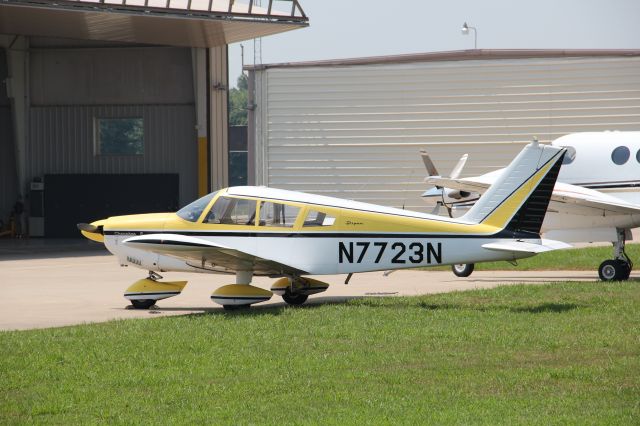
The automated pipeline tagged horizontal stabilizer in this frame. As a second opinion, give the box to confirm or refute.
[482,239,572,254]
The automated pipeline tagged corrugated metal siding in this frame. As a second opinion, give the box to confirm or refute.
[22,45,199,208]
[28,104,197,206]
[255,56,640,212]
[30,47,194,105]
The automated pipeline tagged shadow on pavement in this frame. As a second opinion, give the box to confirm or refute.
[0,238,109,261]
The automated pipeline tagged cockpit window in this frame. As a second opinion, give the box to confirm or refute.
[176,191,217,222]
[611,146,630,165]
[561,146,576,165]
[204,196,257,225]
[259,201,300,228]
[303,210,336,227]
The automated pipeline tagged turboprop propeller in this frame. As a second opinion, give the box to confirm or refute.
[420,150,472,217]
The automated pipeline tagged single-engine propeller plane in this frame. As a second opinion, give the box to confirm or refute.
[79,140,567,310]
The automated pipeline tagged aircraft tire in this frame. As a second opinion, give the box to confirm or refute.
[131,299,156,309]
[282,292,308,306]
[599,260,630,281]
[616,260,631,281]
[452,263,475,277]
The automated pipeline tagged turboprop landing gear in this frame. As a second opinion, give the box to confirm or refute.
[452,263,475,277]
[599,229,633,281]
[124,272,188,309]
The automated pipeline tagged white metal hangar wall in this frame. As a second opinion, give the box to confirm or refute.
[249,50,640,213]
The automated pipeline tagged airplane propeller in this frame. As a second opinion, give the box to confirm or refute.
[77,223,103,234]
[420,150,469,218]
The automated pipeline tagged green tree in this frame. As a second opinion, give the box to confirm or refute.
[229,74,248,126]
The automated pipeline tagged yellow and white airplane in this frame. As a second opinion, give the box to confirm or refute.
[79,140,567,310]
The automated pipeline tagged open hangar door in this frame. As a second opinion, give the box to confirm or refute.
[0,49,18,232]
[26,39,197,237]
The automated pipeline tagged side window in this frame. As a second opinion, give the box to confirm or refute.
[259,201,300,228]
[303,210,336,227]
[204,197,256,225]
[611,146,630,165]
[176,192,217,222]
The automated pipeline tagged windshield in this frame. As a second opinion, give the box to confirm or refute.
[176,191,218,222]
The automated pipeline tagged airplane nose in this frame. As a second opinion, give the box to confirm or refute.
[77,223,101,233]
[77,220,105,243]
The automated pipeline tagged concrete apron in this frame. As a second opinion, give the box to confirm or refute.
[0,254,613,331]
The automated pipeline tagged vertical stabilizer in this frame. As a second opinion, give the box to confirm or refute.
[462,141,565,235]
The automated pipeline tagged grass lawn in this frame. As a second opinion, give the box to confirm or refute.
[430,243,640,271]
[1,281,639,424]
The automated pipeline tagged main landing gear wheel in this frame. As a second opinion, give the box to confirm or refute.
[599,228,634,282]
[282,291,308,306]
[131,299,156,310]
[452,263,475,277]
[598,259,631,282]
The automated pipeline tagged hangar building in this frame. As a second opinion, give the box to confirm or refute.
[0,0,307,237]
[247,50,640,212]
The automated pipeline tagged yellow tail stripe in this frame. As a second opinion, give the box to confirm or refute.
[481,158,556,229]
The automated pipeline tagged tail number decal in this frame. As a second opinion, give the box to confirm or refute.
[339,242,442,264]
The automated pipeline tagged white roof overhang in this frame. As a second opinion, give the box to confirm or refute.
[0,0,308,47]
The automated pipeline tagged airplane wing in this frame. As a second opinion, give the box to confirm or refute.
[123,233,307,276]
[426,176,640,217]
[424,176,490,193]
[550,184,640,216]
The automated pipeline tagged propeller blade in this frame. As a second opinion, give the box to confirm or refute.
[419,149,439,176]
[431,203,441,215]
[77,223,100,233]
[449,154,468,179]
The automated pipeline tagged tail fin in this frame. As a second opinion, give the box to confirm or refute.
[462,140,565,237]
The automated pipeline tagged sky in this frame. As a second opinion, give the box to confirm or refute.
[228,0,640,87]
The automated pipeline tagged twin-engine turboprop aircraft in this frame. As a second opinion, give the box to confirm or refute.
[422,131,640,281]
[79,140,567,310]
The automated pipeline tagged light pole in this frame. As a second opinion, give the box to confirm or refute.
[461,22,477,49]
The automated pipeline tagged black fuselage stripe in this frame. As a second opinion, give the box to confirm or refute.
[107,229,537,239]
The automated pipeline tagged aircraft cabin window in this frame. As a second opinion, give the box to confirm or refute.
[259,201,300,228]
[303,210,336,227]
[176,191,218,222]
[561,146,576,165]
[636,149,640,164]
[204,197,257,225]
[611,146,630,165]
